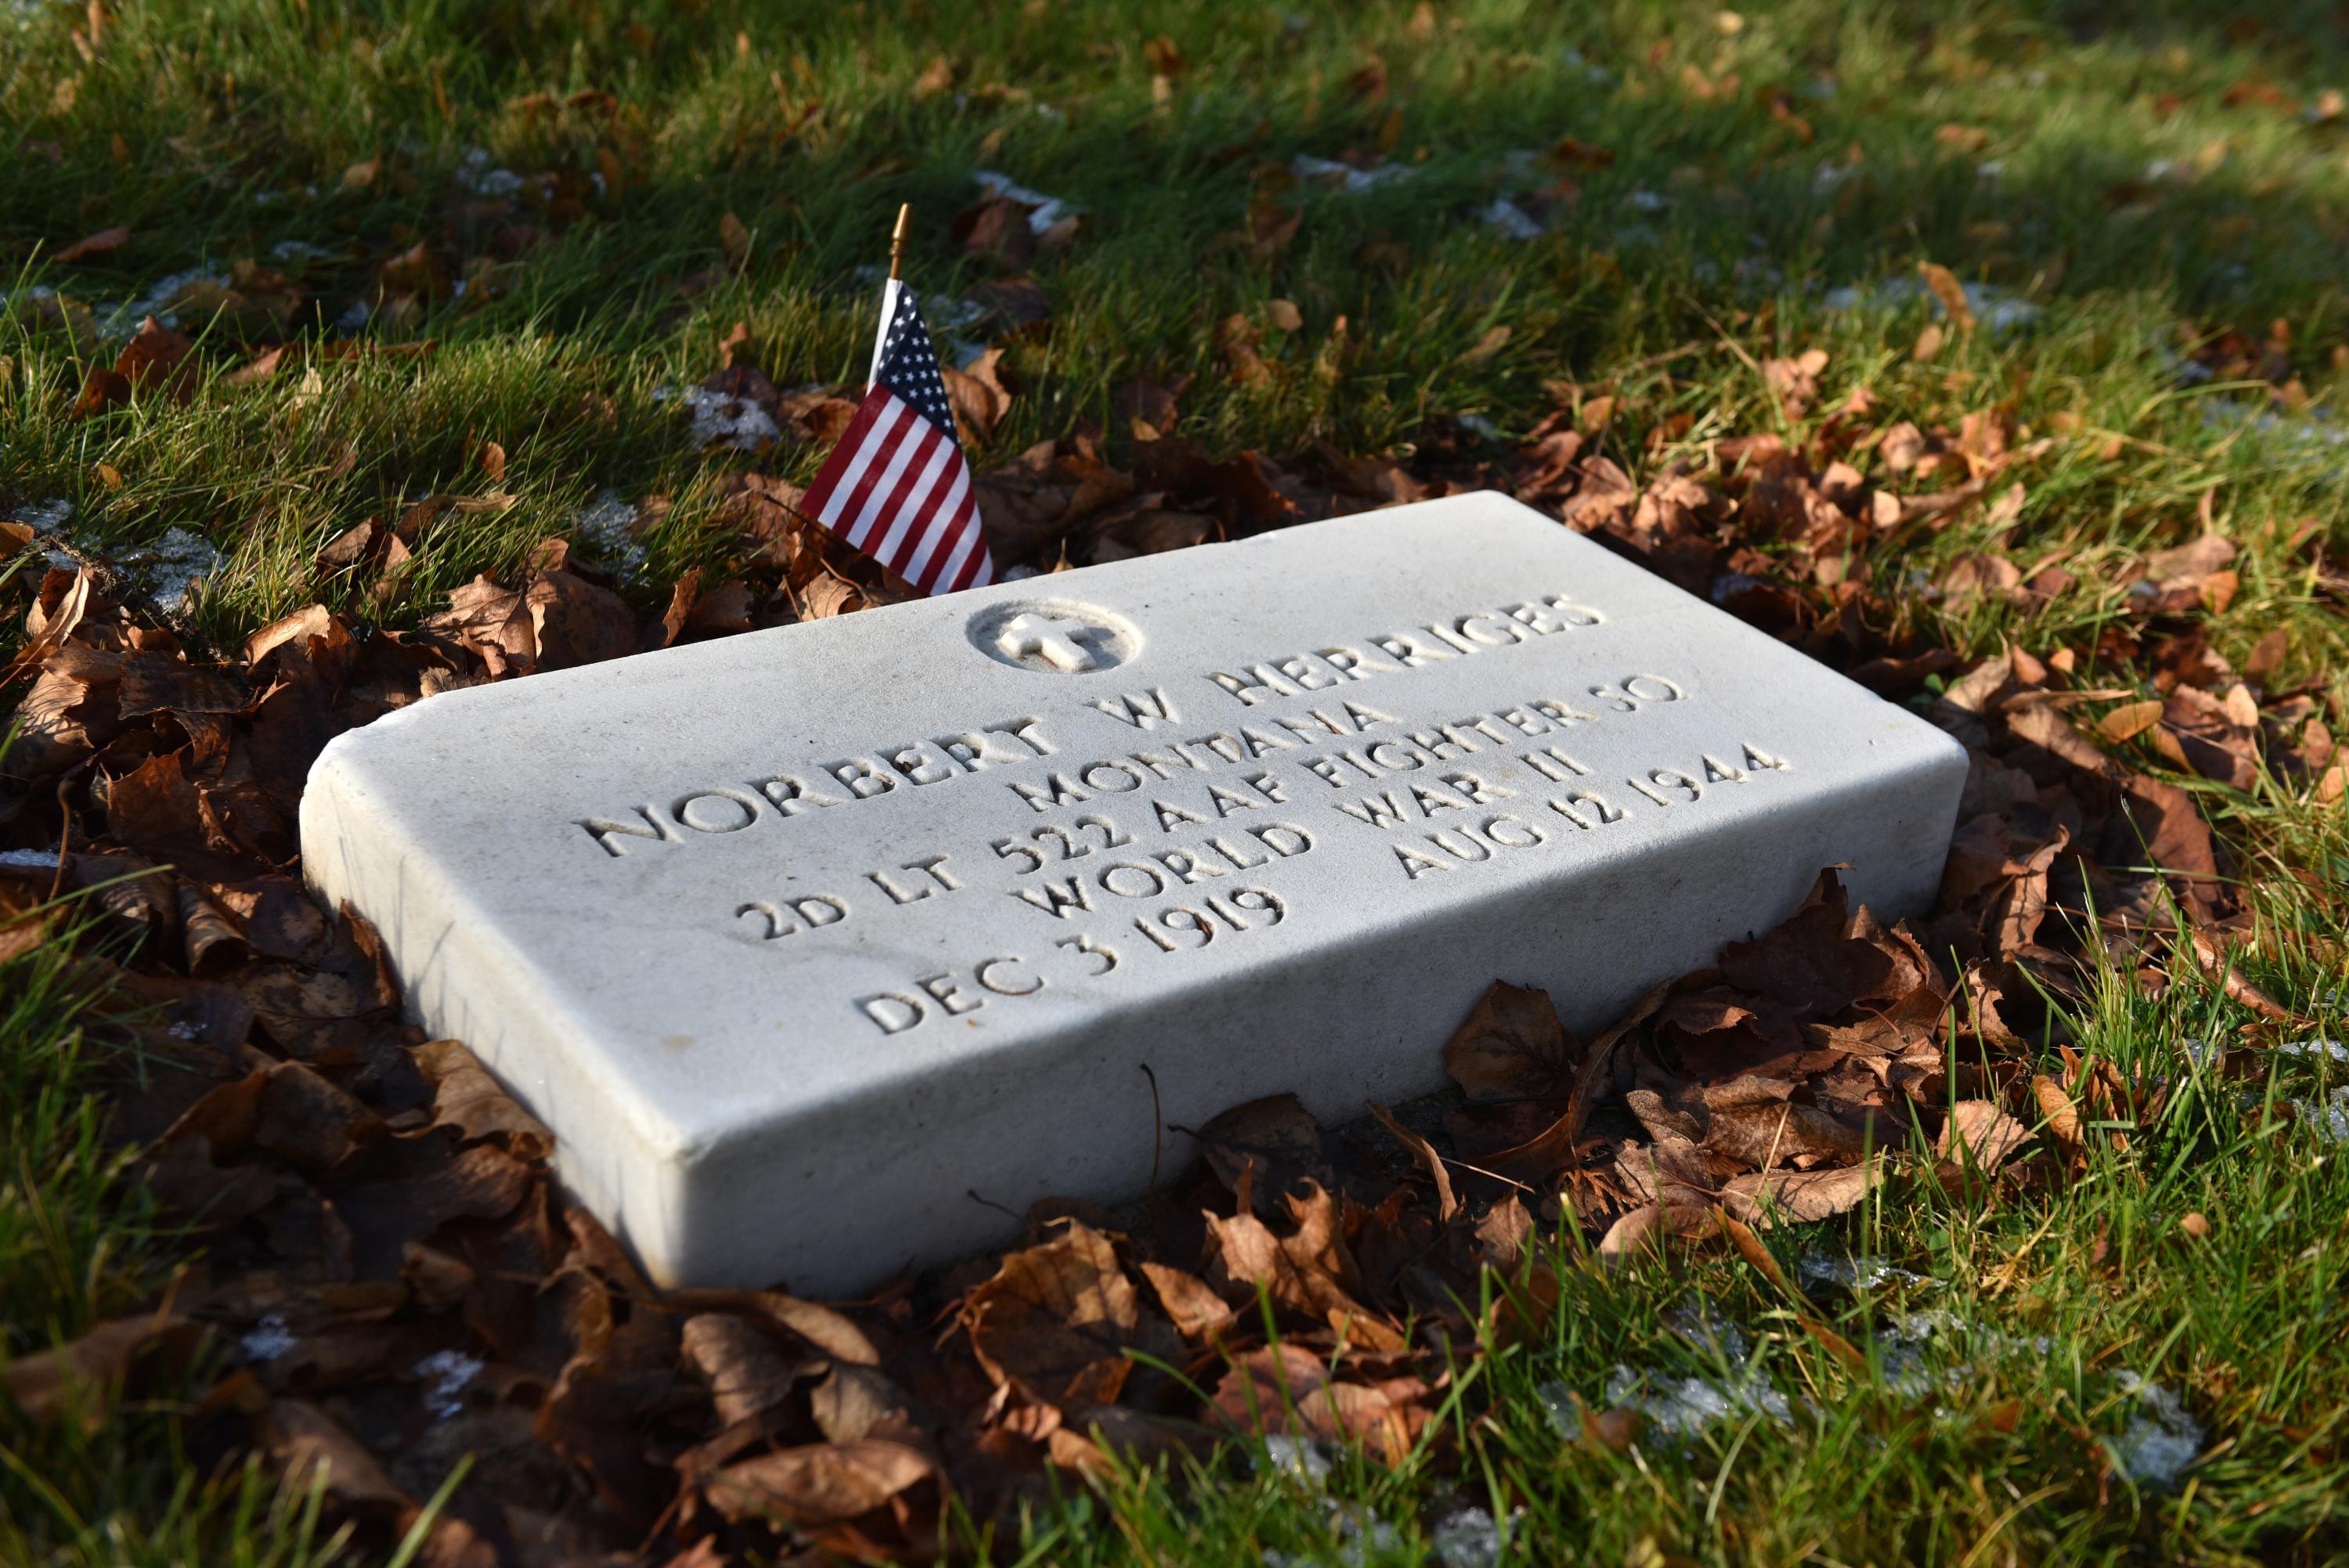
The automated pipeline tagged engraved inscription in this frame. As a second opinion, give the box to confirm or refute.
[576,717,1055,856]
[853,887,1293,1034]
[734,895,850,940]
[1206,593,1605,705]
[1387,738,1793,878]
[579,582,1818,1039]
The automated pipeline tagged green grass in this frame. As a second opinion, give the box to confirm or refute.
[0,902,359,1568]
[5,0,2349,1562]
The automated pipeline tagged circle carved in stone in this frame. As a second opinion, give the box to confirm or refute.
[967,600,1142,674]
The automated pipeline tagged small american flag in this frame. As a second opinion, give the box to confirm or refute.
[796,279,996,597]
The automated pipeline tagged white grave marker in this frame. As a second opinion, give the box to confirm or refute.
[302,494,1966,1291]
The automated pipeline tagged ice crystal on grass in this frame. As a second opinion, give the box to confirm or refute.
[1290,153,1413,193]
[240,1314,297,1362]
[1431,1505,1504,1568]
[1257,1435,1332,1485]
[0,847,60,869]
[974,170,1076,232]
[93,269,222,340]
[573,489,644,577]
[15,495,76,535]
[1480,198,1543,240]
[140,528,225,614]
[2298,1087,2349,1143]
[1600,1363,1794,1434]
[415,1349,483,1419]
[456,146,525,197]
[2110,1375,2203,1487]
[660,383,781,451]
[1799,1253,1931,1292]
[1823,275,2040,335]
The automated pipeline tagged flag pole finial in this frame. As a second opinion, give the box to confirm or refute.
[889,203,911,281]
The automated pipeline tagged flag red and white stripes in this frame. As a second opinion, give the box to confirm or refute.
[796,279,995,596]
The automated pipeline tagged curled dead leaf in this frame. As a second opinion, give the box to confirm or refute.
[705,1438,936,1529]
[1444,979,1574,1100]
[961,1219,1142,1411]
[1938,1100,2033,1173]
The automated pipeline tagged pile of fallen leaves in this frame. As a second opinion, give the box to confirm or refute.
[2,355,2344,1563]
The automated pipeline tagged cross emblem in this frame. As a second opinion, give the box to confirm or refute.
[994,612,1113,672]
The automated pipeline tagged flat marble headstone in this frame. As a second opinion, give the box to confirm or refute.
[302,493,1966,1292]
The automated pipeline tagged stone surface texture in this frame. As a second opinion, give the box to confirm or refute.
[303,494,1967,1291]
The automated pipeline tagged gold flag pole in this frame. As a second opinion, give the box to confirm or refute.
[888,203,911,281]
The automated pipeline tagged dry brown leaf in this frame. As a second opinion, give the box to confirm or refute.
[683,1314,811,1426]
[2098,699,2164,744]
[1721,1161,1881,1227]
[1474,1194,1533,1269]
[258,1398,410,1513]
[962,1219,1142,1410]
[1762,348,1829,418]
[2,1313,206,1431]
[705,1439,934,1528]
[942,346,1012,443]
[2033,1074,2086,1159]
[1368,1101,1458,1221]
[1714,1208,1796,1296]
[1140,1260,1236,1342]
[1443,980,1574,1100]
[1195,1093,1325,1209]
[1597,1202,1715,1262]
[2185,928,2300,1021]
[56,225,131,264]
[413,1038,553,1159]
[1918,262,1976,333]
[1939,1100,2033,1172]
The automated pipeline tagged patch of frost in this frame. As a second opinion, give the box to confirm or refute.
[1479,197,1543,240]
[269,240,337,264]
[2296,1087,2349,1144]
[573,489,644,577]
[1822,274,2040,335]
[1431,1505,1505,1568]
[2109,1374,2203,1487]
[140,527,225,614]
[1601,1363,1792,1434]
[95,269,222,339]
[1799,1253,1931,1291]
[0,847,59,869]
[414,1349,483,1419]
[672,384,780,451]
[974,170,1077,232]
[2201,402,2349,477]
[13,496,75,539]
[455,146,526,197]
[1257,1433,1332,1484]
[1289,153,1413,193]
[240,1314,297,1362]
[1558,46,1615,86]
